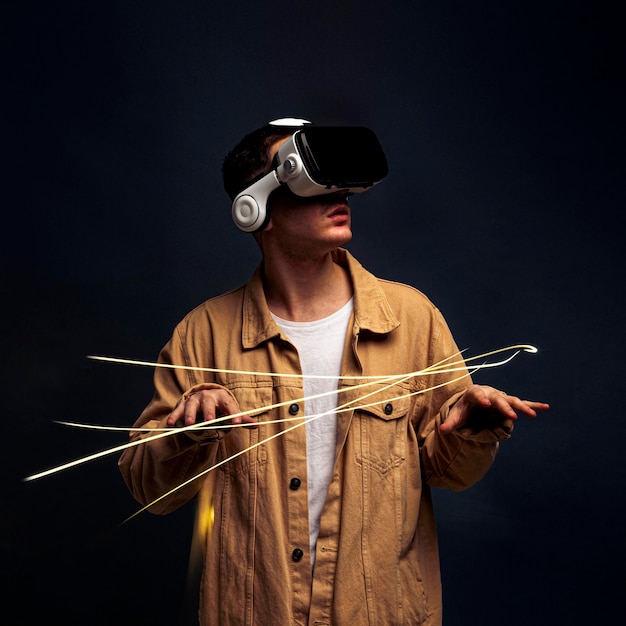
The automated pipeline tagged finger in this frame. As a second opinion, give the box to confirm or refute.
[198,395,220,424]
[510,399,550,418]
[439,417,459,435]
[496,394,550,419]
[239,414,258,429]
[472,385,494,408]
[524,401,550,411]
[180,393,204,426]
[167,393,209,427]
[167,402,186,427]
[216,394,242,422]
[218,395,256,428]
[492,394,522,419]
[170,392,216,426]
[439,401,468,434]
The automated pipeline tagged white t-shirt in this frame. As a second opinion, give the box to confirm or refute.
[271,298,353,566]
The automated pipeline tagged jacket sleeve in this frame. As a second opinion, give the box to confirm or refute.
[118,323,231,515]
[416,309,513,492]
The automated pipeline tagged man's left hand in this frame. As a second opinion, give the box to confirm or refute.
[440,384,549,435]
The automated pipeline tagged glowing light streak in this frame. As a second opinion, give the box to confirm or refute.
[85,344,536,380]
[23,343,539,520]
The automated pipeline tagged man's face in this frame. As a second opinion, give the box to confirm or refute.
[263,138,353,256]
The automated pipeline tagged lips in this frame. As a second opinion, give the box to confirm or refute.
[327,205,349,218]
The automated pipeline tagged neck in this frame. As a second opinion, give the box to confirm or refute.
[262,249,353,322]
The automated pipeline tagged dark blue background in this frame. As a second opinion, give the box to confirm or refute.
[5,1,624,624]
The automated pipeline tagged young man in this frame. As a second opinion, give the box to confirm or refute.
[119,119,548,626]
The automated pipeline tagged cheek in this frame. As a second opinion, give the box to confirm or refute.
[272,204,319,229]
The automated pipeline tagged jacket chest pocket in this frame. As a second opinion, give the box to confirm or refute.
[350,383,413,476]
[227,384,273,416]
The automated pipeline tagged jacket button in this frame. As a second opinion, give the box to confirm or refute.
[289,477,301,490]
[384,403,393,415]
[292,548,304,561]
[288,403,299,415]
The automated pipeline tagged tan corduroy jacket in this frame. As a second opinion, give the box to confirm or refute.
[119,248,511,626]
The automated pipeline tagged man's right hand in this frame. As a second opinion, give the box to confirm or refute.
[167,388,257,430]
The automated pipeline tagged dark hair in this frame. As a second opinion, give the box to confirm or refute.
[222,124,294,201]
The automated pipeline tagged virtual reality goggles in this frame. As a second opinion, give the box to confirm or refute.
[232,120,389,232]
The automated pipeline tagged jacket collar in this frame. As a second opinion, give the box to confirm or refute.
[242,248,400,349]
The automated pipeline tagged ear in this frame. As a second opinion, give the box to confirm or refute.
[231,171,280,232]
[232,195,267,232]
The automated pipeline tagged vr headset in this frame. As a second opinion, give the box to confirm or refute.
[232,120,389,232]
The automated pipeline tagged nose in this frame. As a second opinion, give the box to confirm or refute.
[324,190,351,203]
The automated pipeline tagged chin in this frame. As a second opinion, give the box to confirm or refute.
[334,228,353,246]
